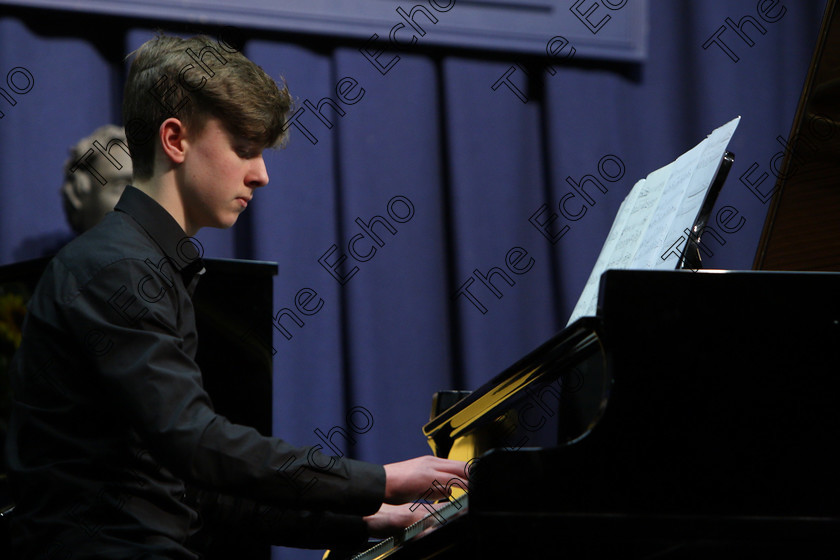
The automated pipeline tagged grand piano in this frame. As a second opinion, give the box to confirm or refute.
[333,1,840,558]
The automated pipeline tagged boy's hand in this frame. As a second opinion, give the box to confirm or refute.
[382,456,468,504]
[363,502,448,538]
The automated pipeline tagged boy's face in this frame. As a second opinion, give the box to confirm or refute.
[176,117,269,232]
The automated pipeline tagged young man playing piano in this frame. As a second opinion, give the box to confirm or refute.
[5,34,466,559]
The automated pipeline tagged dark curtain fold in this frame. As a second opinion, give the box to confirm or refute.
[0,1,828,558]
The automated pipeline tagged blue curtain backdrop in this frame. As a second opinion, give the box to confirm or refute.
[0,1,828,558]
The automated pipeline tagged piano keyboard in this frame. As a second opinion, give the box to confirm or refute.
[349,495,469,560]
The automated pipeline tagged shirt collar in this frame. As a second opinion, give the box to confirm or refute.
[114,186,206,282]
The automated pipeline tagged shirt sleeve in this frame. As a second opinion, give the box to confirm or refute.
[58,256,385,516]
[184,485,371,550]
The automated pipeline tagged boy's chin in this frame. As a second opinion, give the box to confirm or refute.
[220,216,239,229]
[206,215,240,230]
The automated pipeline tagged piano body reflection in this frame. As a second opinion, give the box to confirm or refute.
[337,0,840,557]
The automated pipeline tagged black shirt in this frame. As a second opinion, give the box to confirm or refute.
[6,186,385,558]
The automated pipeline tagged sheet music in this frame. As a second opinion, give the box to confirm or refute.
[652,117,740,270]
[567,116,740,325]
[567,183,640,322]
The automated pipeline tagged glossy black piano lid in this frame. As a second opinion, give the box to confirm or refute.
[755,0,840,271]
[422,316,610,461]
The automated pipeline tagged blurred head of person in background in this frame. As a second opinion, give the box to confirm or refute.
[60,124,133,234]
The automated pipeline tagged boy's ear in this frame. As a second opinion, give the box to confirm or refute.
[158,117,187,166]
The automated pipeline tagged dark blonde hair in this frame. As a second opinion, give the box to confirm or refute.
[123,34,291,180]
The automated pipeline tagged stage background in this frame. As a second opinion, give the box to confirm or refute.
[0,1,827,558]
